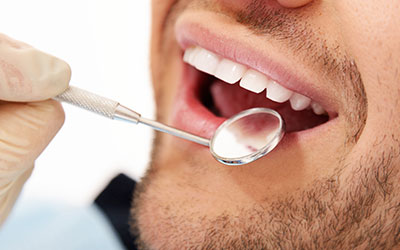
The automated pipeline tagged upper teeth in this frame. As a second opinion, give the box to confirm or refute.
[183,46,326,115]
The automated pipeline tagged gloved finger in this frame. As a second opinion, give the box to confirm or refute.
[0,99,65,226]
[0,33,71,102]
[0,100,65,181]
[0,165,33,225]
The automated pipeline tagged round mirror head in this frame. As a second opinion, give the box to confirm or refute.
[210,108,285,166]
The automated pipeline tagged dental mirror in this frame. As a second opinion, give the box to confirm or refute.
[56,86,286,166]
[210,108,285,165]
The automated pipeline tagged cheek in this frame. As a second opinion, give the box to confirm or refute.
[335,1,400,84]
[150,0,181,111]
[335,0,400,130]
[151,0,176,18]
[151,41,182,122]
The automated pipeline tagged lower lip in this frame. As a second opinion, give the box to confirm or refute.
[171,61,339,149]
[171,63,225,140]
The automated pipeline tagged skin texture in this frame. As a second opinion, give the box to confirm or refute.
[132,0,400,249]
[0,33,69,225]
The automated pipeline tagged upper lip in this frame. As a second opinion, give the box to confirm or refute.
[174,10,339,117]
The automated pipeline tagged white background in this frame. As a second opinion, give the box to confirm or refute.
[0,1,154,206]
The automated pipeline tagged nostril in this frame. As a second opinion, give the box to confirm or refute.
[276,0,313,8]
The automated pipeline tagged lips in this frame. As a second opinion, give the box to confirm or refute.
[171,11,339,146]
[183,45,332,132]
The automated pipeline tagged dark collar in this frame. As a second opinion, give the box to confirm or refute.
[94,174,138,250]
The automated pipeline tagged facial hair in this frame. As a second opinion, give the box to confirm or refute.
[130,1,400,249]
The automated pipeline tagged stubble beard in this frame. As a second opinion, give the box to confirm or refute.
[131,131,400,249]
[130,1,400,249]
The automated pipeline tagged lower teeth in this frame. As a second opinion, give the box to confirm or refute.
[205,78,328,132]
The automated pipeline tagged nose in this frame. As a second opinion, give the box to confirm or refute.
[277,0,313,8]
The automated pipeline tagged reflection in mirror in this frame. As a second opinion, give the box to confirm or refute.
[210,108,285,165]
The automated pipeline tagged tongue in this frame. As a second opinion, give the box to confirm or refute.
[209,79,328,132]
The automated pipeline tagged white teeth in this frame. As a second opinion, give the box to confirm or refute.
[183,46,200,65]
[183,46,327,115]
[266,80,293,103]
[183,47,220,75]
[215,59,247,84]
[183,47,196,64]
[290,93,312,111]
[239,69,268,93]
[311,102,326,115]
[192,48,220,75]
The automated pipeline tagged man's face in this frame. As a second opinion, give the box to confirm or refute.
[132,0,400,248]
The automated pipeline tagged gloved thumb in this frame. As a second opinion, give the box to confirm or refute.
[0,33,71,102]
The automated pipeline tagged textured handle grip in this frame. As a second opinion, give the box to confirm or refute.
[54,86,119,119]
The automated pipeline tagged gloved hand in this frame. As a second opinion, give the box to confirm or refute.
[0,33,70,225]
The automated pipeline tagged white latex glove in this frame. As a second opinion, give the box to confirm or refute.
[0,33,70,225]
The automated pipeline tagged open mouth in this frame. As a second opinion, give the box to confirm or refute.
[181,46,334,134]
